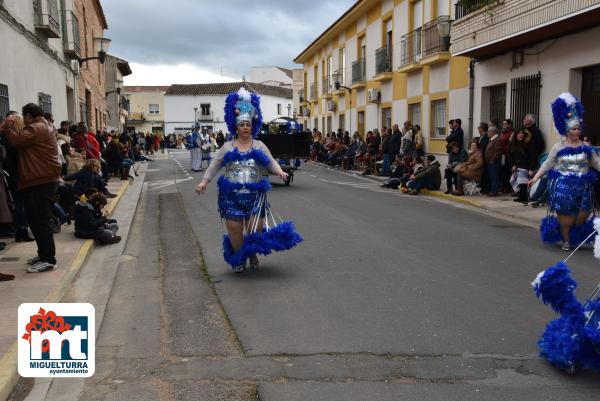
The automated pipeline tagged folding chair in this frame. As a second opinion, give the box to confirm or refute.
[463,178,481,196]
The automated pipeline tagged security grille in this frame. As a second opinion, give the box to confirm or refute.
[0,84,9,118]
[38,92,52,114]
[510,73,541,129]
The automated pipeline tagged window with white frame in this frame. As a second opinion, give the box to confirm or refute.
[431,99,446,138]
[149,104,160,115]
[408,102,421,127]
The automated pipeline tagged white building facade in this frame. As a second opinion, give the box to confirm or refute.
[451,0,600,145]
[164,82,293,135]
[0,0,80,122]
[249,67,293,89]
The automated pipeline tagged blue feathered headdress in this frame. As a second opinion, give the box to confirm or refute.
[224,87,263,140]
[551,93,584,136]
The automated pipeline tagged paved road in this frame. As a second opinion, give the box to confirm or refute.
[17,150,600,401]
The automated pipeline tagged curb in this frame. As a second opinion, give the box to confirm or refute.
[0,180,130,401]
[419,189,483,208]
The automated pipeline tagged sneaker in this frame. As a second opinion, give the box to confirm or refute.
[561,242,571,251]
[27,261,55,273]
[0,272,15,281]
[249,257,259,270]
[102,236,121,245]
[26,256,42,266]
[106,193,118,199]
[233,265,246,274]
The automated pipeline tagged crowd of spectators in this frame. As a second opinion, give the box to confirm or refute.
[0,103,162,280]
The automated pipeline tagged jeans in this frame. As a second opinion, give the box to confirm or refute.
[98,223,119,243]
[7,174,27,229]
[22,182,59,264]
[487,161,501,194]
[408,176,439,192]
[121,159,134,168]
[381,154,392,176]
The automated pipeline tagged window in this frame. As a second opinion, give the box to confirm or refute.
[149,104,160,115]
[489,84,506,124]
[200,103,211,116]
[382,108,391,131]
[0,84,9,118]
[431,99,446,138]
[38,92,52,114]
[277,104,282,115]
[510,73,541,129]
[409,102,422,127]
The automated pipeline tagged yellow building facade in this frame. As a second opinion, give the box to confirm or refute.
[295,0,471,156]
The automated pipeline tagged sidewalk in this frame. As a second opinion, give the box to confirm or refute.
[311,162,545,227]
[0,175,137,401]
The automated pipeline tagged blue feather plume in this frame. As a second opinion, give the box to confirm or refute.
[540,216,562,244]
[223,88,263,140]
[217,176,272,194]
[533,262,582,315]
[569,219,597,246]
[222,147,271,167]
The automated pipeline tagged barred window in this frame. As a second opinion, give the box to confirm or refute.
[511,73,541,129]
[431,99,446,138]
[0,84,9,118]
[38,93,52,114]
[200,103,210,116]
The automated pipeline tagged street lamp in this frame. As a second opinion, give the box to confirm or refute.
[78,36,112,66]
[193,107,198,123]
[105,79,123,96]
[437,19,451,51]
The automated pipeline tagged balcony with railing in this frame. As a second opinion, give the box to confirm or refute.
[298,89,305,103]
[198,111,213,122]
[351,59,366,87]
[33,0,61,38]
[399,28,422,71]
[332,69,345,90]
[420,16,452,65]
[309,83,317,102]
[63,10,81,59]
[374,46,393,80]
[120,97,130,114]
[451,0,600,58]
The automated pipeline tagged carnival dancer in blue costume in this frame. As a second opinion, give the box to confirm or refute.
[195,88,302,273]
[186,123,203,172]
[530,93,600,251]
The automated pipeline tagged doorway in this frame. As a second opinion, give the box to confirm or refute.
[582,65,600,144]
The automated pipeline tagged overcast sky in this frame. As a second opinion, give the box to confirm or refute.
[103,0,356,85]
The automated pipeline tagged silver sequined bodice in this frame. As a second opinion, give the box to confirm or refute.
[224,159,265,187]
[554,152,589,176]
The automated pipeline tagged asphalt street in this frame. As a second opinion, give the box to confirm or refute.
[16,150,600,401]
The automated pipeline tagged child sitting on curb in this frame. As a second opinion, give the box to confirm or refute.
[73,191,121,244]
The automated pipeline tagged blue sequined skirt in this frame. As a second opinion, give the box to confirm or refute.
[549,175,594,215]
[218,190,266,221]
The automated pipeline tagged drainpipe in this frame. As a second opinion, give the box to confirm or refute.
[468,58,477,142]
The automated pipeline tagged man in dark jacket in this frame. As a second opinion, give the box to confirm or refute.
[484,126,503,196]
[388,124,402,157]
[446,119,464,151]
[3,103,61,272]
[408,155,441,194]
[524,114,546,167]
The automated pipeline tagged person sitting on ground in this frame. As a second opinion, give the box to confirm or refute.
[382,155,414,189]
[103,140,134,180]
[453,140,484,196]
[444,142,468,194]
[63,159,117,198]
[73,191,121,244]
[61,142,86,176]
[327,138,345,166]
[406,155,441,195]
[342,133,360,169]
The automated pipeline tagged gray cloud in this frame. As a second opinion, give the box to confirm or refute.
[103,0,356,78]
